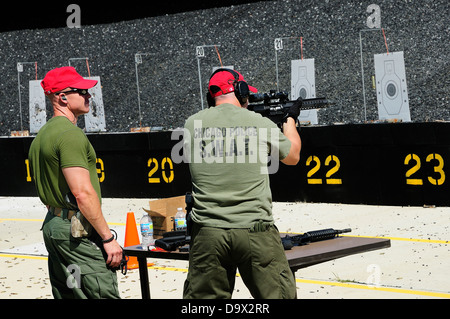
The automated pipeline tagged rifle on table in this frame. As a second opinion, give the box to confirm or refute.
[156,227,352,252]
[155,230,190,251]
[281,228,351,250]
[248,91,335,126]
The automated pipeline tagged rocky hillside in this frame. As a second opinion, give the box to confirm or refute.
[0,0,448,135]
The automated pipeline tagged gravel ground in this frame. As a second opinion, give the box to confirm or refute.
[0,0,448,135]
[1,197,449,299]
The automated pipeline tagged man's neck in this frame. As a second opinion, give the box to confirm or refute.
[53,108,77,125]
[215,96,242,108]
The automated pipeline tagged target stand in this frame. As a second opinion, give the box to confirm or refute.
[374,51,410,122]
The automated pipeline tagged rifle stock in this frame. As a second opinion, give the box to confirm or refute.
[154,231,190,251]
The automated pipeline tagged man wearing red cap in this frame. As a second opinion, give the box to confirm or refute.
[28,67,122,298]
[183,69,301,299]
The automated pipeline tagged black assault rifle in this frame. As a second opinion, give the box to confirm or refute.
[281,228,351,250]
[154,230,190,251]
[156,225,352,252]
[248,91,335,125]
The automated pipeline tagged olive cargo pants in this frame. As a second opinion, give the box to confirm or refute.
[41,212,120,299]
[183,223,296,299]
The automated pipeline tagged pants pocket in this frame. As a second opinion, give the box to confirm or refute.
[279,268,297,299]
[81,271,120,299]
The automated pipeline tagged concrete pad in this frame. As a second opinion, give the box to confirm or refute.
[1,197,449,299]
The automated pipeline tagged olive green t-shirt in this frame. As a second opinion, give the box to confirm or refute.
[28,116,101,209]
[184,103,292,228]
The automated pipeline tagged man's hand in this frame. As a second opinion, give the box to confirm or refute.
[103,239,123,268]
[283,97,302,123]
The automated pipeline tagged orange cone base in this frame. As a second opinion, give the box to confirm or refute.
[126,256,154,270]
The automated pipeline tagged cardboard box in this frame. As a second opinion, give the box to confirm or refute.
[143,196,186,238]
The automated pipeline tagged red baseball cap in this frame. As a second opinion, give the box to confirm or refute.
[208,69,257,98]
[41,66,98,95]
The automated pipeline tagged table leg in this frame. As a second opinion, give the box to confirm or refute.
[290,267,296,277]
[137,256,151,299]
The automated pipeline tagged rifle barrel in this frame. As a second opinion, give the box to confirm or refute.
[281,228,352,250]
[248,97,334,113]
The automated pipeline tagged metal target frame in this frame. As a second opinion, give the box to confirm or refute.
[135,52,154,128]
[359,28,383,122]
[134,51,180,131]
[196,44,223,110]
[274,37,301,92]
[359,28,410,122]
[274,37,319,124]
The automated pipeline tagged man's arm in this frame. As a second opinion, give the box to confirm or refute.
[62,166,123,268]
[281,117,301,165]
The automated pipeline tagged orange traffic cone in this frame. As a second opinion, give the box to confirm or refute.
[124,212,140,269]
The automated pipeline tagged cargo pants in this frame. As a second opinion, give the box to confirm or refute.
[183,221,297,299]
[41,211,120,299]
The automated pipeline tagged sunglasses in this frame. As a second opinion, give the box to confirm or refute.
[56,88,90,96]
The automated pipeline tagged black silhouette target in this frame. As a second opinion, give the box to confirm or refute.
[374,52,410,122]
[291,59,317,124]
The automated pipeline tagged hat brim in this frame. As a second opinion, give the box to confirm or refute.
[70,78,98,90]
[248,85,257,93]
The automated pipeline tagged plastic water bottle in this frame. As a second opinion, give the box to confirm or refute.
[174,207,187,231]
[140,213,154,250]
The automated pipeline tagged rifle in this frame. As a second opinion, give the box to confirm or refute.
[154,230,190,251]
[248,91,335,125]
[281,228,351,250]
[156,227,352,252]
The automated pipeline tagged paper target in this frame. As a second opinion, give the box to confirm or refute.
[291,59,317,124]
[29,80,46,134]
[84,76,106,132]
[374,51,410,122]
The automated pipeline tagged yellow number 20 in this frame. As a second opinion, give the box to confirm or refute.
[148,157,174,184]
